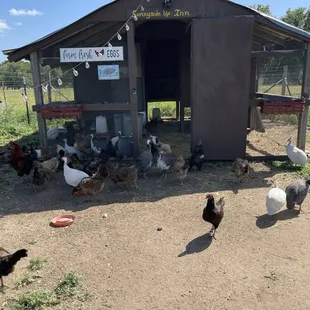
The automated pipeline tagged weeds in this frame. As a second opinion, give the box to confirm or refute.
[28,258,48,271]
[269,160,310,178]
[15,275,42,289]
[55,272,83,298]
[10,290,59,310]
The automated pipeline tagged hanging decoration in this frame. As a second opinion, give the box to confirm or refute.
[31,0,149,90]
[133,13,138,21]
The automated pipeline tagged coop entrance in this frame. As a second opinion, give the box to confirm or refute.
[136,20,190,133]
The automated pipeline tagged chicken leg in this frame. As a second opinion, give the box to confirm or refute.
[209,226,217,240]
[298,204,304,213]
[0,276,3,288]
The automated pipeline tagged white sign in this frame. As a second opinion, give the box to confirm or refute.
[98,65,120,80]
[59,47,124,63]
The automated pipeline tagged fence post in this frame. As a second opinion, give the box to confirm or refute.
[2,81,7,105]
[281,65,288,96]
[23,77,30,125]
[48,72,52,103]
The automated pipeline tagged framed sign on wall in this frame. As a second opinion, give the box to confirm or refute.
[97,65,120,80]
[59,47,124,62]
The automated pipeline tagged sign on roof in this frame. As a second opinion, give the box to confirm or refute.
[59,47,124,63]
[128,8,191,19]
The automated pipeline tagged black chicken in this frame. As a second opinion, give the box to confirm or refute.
[189,139,205,171]
[202,194,225,240]
[0,248,28,288]
[285,177,310,212]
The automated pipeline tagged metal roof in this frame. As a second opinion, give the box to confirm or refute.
[231,1,310,41]
[3,0,310,61]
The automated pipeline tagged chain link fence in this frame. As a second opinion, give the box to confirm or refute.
[246,56,306,157]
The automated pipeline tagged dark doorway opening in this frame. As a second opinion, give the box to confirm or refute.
[144,39,180,103]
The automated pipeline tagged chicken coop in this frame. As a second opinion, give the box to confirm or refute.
[3,0,310,160]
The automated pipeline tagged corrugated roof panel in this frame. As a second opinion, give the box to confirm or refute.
[232,1,310,41]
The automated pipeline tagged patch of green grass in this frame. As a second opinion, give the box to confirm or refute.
[28,258,48,271]
[14,275,42,290]
[55,272,83,298]
[269,160,310,178]
[11,290,59,310]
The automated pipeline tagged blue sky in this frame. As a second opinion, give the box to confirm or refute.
[0,0,309,62]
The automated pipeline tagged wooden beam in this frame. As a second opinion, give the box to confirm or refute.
[40,57,60,66]
[297,43,310,150]
[127,20,140,157]
[253,34,270,46]
[42,24,96,51]
[253,27,286,46]
[81,23,124,47]
[30,51,48,149]
[83,103,131,112]
[33,103,131,112]
[251,49,305,58]
[42,22,119,57]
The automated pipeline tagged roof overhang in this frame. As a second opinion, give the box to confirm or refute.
[3,0,310,62]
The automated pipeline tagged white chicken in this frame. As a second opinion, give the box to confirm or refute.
[64,139,84,158]
[47,122,59,140]
[111,131,121,147]
[90,134,101,155]
[61,157,89,187]
[266,179,286,215]
[286,137,307,167]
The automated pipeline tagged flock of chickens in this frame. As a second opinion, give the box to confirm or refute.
[0,131,309,289]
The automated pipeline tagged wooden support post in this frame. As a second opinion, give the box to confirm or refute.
[179,36,189,133]
[127,20,140,157]
[180,102,185,133]
[281,65,288,96]
[48,72,52,103]
[176,101,180,120]
[30,51,48,149]
[297,44,310,150]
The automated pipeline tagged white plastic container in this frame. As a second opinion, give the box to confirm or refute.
[96,115,108,134]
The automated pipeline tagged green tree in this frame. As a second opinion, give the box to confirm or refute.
[249,4,272,16]
[281,7,310,31]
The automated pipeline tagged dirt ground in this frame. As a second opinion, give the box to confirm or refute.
[1,122,310,310]
[246,120,300,157]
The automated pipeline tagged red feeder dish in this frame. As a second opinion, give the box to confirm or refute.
[259,101,305,115]
[41,107,83,119]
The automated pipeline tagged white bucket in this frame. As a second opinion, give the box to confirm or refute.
[96,115,108,134]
